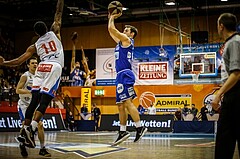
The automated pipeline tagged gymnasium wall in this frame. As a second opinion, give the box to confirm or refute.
[15,15,221,53]
[61,84,219,116]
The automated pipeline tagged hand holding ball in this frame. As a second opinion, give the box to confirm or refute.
[108,1,123,15]
[71,32,78,41]
[0,56,4,65]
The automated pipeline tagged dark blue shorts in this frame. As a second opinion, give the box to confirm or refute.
[116,69,137,103]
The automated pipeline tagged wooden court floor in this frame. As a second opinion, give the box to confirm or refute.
[0,131,239,159]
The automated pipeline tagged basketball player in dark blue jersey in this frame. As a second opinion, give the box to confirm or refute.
[108,12,147,146]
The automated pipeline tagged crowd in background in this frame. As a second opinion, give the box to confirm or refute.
[137,102,217,122]
[174,102,217,121]
[0,27,22,104]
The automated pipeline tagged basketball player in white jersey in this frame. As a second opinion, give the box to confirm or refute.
[16,57,50,157]
[0,0,64,148]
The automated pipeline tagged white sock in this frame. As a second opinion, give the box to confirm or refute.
[31,120,38,131]
[40,143,44,149]
[120,125,126,131]
[135,121,141,128]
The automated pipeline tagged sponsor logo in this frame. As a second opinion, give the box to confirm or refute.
[112,119,172,128]
[139,62,168,80]
[81,88,91,109]
[0,116,57,129]
[139,91,191,111]
[100,114,174,132]
[37,64,53,72]
[0,113,64,131]
[119,93,127,99]
[127,87,134,96]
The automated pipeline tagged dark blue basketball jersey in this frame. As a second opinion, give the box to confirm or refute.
[114,38,134,73]
[70,68,85,86]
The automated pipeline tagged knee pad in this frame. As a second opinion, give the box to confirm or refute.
[36,93,53,115]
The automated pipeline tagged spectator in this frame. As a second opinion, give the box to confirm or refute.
[147,102,156,115]
[91,103,101,131]
[191,104,199,120]
[181,104,191,116]
[174,107,182,120]
[137,104,145,115]
[206,102,215,115]
[67,111,75,131]
[60,66,70,86]
[8,83,16,106]
[200,103,208,121]
[80,104,89,120]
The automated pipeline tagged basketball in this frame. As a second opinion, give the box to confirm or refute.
[139,91,156,108]
[71,32,78,41]
[108,1,123,15]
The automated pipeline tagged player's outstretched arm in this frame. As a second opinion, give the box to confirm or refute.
[108,13,129,44]
[108,13,121,43]
[70,35,76,73]
[0,56,4,64]
[81,46,90,74]
[0,45,35,67]
[50,0,64,40]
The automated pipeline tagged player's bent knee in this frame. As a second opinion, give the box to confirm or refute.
[118,104,124,110]
[36,104,48,115]
[38,121,43,128]
[37,93,53,115]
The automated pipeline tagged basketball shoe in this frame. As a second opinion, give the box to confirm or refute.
[112,131,130,146]
[39,147,51,157]
[134,127,147,142]
[19,126,36,148]
[19,143,28,157]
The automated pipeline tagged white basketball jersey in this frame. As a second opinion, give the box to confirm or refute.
[18,71,34,106]
[35,31,64,68]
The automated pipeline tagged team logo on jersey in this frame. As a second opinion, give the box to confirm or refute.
[115,51,119,60]
[127,52,132,58]
[117,83,124,94]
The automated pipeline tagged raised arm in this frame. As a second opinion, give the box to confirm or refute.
[108,13,130,45]
[0,45,36,67]
[70,34,77,73]
[50,0,64,40]
[81,46,89,75]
